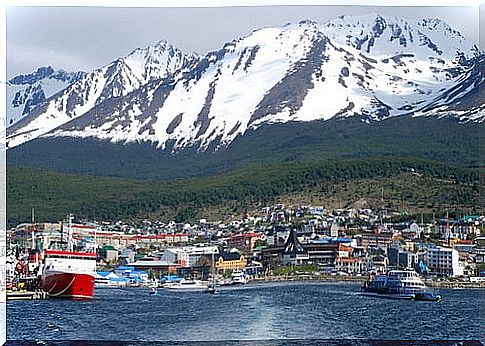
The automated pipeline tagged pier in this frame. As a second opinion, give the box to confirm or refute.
[7,291,49,300]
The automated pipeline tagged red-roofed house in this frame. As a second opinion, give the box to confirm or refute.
[227,233,263,254]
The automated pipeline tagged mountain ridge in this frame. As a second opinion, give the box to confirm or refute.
[6,66,86,126]
[6,14,484,152]
[8,116,482,181]
[6,41,198,147]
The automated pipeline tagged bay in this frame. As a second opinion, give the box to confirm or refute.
[6,282,484,342]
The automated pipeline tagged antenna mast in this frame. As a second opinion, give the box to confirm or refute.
[380,187,384,228]
[68,214,73,251]
[31,208,35,249]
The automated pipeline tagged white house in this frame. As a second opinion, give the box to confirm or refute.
[425,246,463,277]
[161,245,218,267]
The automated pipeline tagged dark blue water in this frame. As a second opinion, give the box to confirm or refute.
[6,282,484,342]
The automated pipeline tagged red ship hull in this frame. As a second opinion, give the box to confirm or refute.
[41,272,95,299]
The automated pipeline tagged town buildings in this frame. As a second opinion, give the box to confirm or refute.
[7,204,484,282]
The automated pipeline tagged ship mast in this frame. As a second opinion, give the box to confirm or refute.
[31,207,39,268]
[31,207,35,250]
[60,219,64,250]
[67,214,73,252]
[379,187,384,232]
[209,248,217,293]
[212,250,216,290]
[446,210,450,248]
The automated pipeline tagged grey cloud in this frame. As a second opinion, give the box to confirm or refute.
[7,5,480,77]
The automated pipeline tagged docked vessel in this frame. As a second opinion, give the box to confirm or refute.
[361,269,441,301]
[40,215,97,299]
[41,249,97,299]
[164,278,209,291]
[149,287,159,295]
[230,270,246,285]
[94,276,127,288]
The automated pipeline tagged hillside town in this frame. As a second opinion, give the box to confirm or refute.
[6,203,485,290]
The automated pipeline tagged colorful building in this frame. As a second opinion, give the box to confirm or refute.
[215,252,246,272]
[227,233,263,254]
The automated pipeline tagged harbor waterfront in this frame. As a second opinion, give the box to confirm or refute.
[249,274,485,289]
[5,273,484,301]
[6,282,483,342]
[5,5,485,345]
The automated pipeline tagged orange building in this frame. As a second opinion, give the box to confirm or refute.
[214,252,246,272]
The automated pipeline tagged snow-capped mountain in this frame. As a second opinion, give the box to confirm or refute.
[6,41,199,147]
[6,15,484,150]
[324,15,478,60]
[7,66,85,126]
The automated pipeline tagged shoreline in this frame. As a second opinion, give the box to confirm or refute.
[7,275,484,300]
[248,275,485,289]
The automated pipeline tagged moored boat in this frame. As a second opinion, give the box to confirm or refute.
[41,249,97,299]
[40,214,97,299]
[361,269,441,301]
[414,291,442,301]
[95,277,127,288]
[149,287,159,295]
[164,278,209,291]
[230,270,246,285]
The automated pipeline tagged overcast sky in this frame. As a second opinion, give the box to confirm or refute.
[5,3,484,78]
[481,2,485,49]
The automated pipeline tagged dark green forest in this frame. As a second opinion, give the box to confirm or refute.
[8,117,483,180]
[7,116,482,226]
[8,157,480,226]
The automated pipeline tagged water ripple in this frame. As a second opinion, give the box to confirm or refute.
[7,283,483,342]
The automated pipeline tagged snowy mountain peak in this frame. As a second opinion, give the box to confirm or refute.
[6,66,86,126]
[417,18,463,38]
[121,40,199,82]
[8,66,55,85]
[6,41,198,147]
[322,14,477,60]
[6,15,484,151]
[8,66,85,86]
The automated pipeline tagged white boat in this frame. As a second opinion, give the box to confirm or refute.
[231,270,246,285]
[164,278,209,291]
[362,269,441,301]
[217,278,233,287]
[149,287,159,295]
[94,277,127,288]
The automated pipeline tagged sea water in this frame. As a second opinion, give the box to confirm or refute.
[6,282,484,342]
